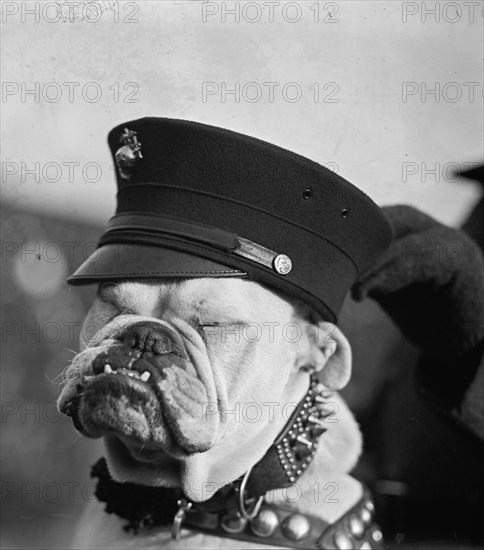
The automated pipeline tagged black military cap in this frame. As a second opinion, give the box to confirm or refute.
[68,117,392,322]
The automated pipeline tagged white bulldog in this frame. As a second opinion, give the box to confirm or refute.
[58,277,373,550]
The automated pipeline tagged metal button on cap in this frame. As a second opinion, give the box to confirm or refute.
[273,254,292,275]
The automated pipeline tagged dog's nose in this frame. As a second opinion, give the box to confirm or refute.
[117,321,183,355]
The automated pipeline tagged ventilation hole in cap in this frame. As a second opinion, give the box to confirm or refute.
[340,208,350,219]
[302,189,313,200]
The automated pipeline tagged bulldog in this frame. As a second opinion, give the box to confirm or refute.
[58,277,380,549]
[58,116,392,549]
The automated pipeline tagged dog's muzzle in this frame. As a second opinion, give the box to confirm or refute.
[58,318,218,455]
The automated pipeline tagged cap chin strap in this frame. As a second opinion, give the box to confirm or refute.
[104,212,291,273]
[90,376,384,548]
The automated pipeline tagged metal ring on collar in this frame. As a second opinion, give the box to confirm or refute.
[238,467,264,521]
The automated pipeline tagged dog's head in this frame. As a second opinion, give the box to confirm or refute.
[58,117,393,502]
[58,277,358,500]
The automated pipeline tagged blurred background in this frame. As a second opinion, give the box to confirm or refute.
[1,1,483,548]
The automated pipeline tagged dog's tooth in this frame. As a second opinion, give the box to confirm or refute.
[140,371,151,382]
[104,364,113,374]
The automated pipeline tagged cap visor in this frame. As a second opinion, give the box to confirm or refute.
[67,243,246,285]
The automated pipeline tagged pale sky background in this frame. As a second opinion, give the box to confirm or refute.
[2,0,483,227]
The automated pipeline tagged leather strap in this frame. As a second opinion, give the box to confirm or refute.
[182,486,383,549]
[107,213,241,252]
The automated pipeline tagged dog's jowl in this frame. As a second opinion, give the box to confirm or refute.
[59,118,390,549]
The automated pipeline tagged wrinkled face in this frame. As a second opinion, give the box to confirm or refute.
[58,278,321,498]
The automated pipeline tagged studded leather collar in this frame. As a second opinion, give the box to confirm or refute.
[178,486,383,549]
[91,377,384,548]
[243,376,335,498]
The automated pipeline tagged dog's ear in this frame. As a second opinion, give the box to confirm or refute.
[298,321,352,390]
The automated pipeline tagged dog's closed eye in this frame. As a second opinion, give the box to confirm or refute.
[198,321,250,329]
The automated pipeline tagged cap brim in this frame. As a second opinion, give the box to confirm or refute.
[67,243,246,285]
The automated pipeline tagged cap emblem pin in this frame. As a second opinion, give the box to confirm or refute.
[115,128,143,180]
